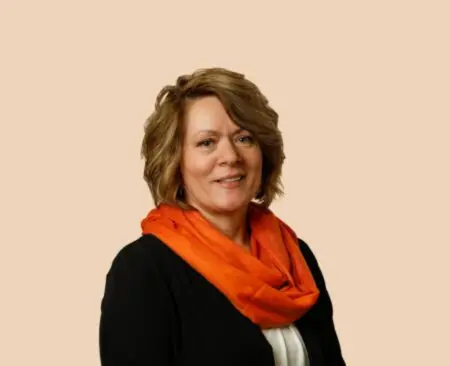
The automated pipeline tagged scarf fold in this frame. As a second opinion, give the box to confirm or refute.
[140,202,320,329]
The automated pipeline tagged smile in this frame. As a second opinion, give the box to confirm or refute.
[216,175,245,183]
[215,175,245,188]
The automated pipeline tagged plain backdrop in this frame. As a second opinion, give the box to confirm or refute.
[1,1,449,365]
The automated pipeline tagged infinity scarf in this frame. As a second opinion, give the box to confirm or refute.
[141,202,320,329]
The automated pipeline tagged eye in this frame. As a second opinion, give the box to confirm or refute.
[196,138,215,148]
[237,135,254,144]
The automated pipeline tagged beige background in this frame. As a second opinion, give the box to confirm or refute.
[1,1,449,365]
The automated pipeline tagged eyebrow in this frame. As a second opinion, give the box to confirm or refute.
[195,128,246,137]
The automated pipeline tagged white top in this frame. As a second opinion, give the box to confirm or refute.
[261,324,309,366]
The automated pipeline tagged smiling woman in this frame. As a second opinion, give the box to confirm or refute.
[180,96,263,248]
[99,67,346,366]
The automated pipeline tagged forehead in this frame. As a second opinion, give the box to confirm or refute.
[183,96,239,135]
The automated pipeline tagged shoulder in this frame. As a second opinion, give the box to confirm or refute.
[110,234,168,259]
[296,237,337,317]
[297,237,327,290]
[103,234,191,291]
[101,234,181,313]
[105,234,177,276]
[100,236,181,364]
[102,234,182,295]
[297,237,319,267]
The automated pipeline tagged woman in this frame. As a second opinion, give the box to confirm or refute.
[99,67,346,365]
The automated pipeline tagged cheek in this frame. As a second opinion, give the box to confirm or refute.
[181,153,214,183]
[244,150,263,186]
[250,150,263,175]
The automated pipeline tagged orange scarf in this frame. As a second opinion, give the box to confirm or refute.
[140,202,320,329]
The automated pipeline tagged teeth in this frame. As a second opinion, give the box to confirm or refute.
[220,176,242,182]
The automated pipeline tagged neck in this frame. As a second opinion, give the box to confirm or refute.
[193,205,251,249]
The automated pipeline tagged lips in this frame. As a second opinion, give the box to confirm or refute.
[215,174,245,183]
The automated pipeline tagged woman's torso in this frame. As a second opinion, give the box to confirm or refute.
[100,234,345,365]
[139,235,340,365]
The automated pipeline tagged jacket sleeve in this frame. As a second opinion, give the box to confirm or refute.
[99,242,178,365]
[298,238,347,365]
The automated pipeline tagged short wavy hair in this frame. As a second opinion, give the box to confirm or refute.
[141,67,286,209]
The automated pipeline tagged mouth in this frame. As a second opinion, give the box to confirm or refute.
[215,174,246,183]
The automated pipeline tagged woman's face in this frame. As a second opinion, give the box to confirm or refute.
[180,96,262,216]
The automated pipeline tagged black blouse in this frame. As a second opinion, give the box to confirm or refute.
[99,234,346,365]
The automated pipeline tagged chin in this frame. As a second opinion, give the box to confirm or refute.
[212,197,250,214]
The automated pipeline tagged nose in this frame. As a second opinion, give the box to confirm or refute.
[218,138,241,165]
